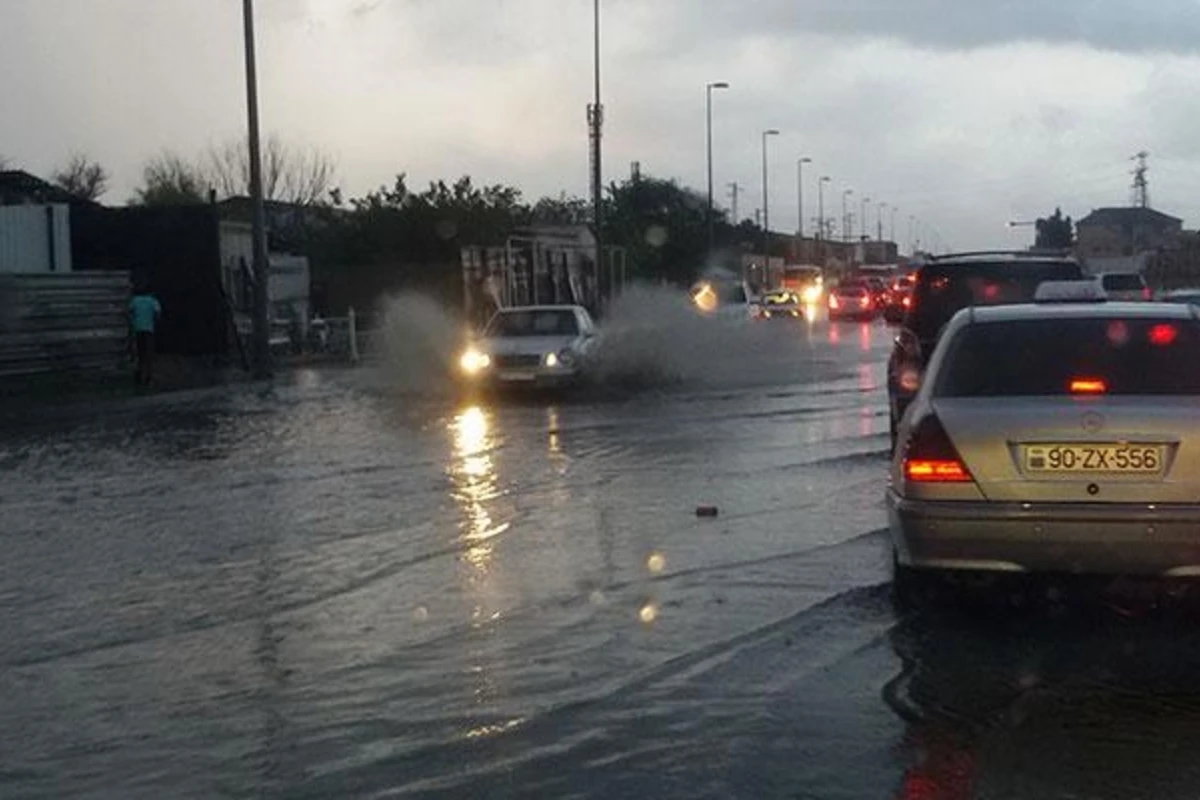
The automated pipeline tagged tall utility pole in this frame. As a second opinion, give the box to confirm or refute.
[860,195,870,241]
[728,181,741,224]
[760,129,780,276]
[588,0,604,306]
[1132,150,1150,208]
[242,0,270,379]
[890,206,898,243]
[705,81,730,256]
[877,201,886,243]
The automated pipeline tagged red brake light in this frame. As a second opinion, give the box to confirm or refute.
[1069,378,1107,395]
[829,295,840,310]
[902,296,912,308]
[860,296,871,308]
[906,460,969,482]
[1148,323,1178,346]
[1143,287,1153,300]
[903,415,973,484]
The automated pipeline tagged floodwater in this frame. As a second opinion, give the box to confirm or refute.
[4,290,1200,799]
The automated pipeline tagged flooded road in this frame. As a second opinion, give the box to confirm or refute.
[5,308,1200,799]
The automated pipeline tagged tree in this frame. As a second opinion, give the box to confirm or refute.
[133,152,208,205]
[52,153,109,200]
[1035,207,1074,249]
[603,174,710,285]
[205,135,336,205]
[531,193,591,226]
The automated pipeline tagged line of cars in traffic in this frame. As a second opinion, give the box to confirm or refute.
[883,250,1200,605]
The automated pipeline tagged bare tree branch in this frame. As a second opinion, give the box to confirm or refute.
[134,151,208,205]
[52,153,110,200]
[203,135,336,205]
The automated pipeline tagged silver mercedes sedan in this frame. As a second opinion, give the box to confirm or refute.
[888,295,1200,593]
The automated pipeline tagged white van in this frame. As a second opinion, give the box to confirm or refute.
[1095,272,1150,302]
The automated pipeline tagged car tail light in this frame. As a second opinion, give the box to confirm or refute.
[1069,377,1107,395]
[1143,287,1153,300]
[1149,323,1178,346]
[829,295,841,310]
[902,296,912,308]
[860,296,872,308]
[903,414,973,483]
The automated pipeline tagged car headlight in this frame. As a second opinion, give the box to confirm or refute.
[547,350,575,368]
[802,286,822,304]
[460,349,491,374]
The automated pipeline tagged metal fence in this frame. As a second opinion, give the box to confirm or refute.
[310,309,381,363]
[0,272,130,379]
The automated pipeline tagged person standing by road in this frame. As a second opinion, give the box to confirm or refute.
[129,284,162,387]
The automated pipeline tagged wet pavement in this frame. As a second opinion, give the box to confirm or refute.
[5,303,1200,799]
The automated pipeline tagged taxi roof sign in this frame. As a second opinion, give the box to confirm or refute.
[1034,279,1108,304]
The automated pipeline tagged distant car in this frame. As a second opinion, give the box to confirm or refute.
[692,280,756,321]
[864,276,892,309]
[1095,272,1151,302]
[754,290,805,321]
[828,281,877,321]
[889,298,1200,603]
[883,275,915,324]
[887,252,1086,451]
[1159,288,1200,307]
[458,305,599,389]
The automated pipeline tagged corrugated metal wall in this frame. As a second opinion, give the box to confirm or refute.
[0,272,129,378]
[0,204,73,273]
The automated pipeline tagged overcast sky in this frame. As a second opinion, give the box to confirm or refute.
[5,0,1200,250]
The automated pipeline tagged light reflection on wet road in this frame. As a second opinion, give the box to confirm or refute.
[5,316,1200,799]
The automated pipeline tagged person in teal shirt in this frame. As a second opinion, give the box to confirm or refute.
[129,285,162,387]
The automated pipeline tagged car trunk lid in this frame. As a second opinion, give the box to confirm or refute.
[933,397,1200,504]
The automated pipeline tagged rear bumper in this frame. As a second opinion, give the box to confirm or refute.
[888,490,1200,576]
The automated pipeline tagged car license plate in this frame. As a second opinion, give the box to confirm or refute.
[499,371,537,382]
[1023,444,1166,474]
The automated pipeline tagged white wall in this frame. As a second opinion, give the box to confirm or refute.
[269,253,309,305]
[0,204,72,273]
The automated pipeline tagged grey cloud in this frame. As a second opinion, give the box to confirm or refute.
[630,0,1200,55]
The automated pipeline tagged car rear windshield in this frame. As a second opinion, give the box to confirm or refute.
[1101,273,1145,291]
[487,309,579,337]
[907,261,1083,343]
[935,317,1200,396]
[837,284,868,295]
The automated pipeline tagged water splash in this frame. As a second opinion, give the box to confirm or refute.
[374,292,468,395]
[586,284,770,390]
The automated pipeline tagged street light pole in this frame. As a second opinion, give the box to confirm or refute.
[890,206,898,243]
[860,196,871,242]
[818,176,830,265]
[877,201,886,243]
[705,81,729,258]
[818,176,830,240]
[842,189,853,246]
[242,0,271,379]
[796,157,812,238]
[760,128,779,286]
